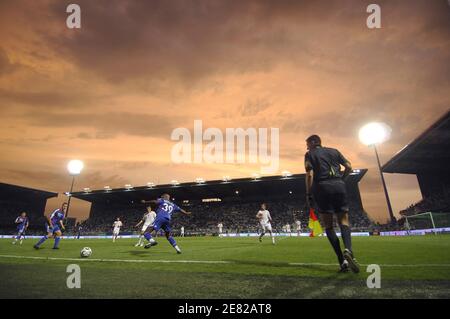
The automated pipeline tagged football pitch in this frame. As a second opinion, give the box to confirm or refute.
[0,235,449,299]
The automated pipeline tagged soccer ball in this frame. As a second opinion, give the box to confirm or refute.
[80,247,92,258]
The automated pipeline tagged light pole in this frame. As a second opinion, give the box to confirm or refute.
[66,159,84,219]
[359,122,395,223]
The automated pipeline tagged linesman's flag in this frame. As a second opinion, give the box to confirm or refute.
[308,208,323,237]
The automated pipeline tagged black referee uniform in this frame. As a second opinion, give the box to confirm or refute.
[304,146,349,214]
[304,135,360,273]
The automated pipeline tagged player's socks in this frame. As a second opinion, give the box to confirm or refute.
[339,224,353,253]
[325,228,344,265]
[144,233,157,248]
[167,236,177,247]
[144,232,153,241]
[35,235,48,247]
[167,236,181,253]
[53,237,61,249]
[135,237,142,246]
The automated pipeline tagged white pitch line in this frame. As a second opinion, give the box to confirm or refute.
[0,254,449,268]
[0,254,232,264]
[288,262,450,268]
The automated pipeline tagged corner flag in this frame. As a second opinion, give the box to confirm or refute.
[308,208,323,237]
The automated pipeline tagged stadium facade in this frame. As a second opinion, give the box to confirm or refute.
[382,110,450,216]
[382,110,450,198]
[71,170,371,234]
[0,183,58,233]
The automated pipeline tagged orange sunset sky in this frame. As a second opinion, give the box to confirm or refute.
[0,0,449,223]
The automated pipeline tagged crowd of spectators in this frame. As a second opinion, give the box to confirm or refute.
[400,189,450,216]
[0,198,374,236]
[65,198,373,236]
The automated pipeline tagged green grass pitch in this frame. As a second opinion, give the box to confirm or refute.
[1,235,449,298]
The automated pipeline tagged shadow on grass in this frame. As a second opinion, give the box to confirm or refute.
[225,259,343,276]
[127,250,150,256]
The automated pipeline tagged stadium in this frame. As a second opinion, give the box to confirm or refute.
[1,108,450,298]
[69,170,370,236]
[383,110,450,233]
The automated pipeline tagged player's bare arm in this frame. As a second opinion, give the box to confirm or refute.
[180,209,192,216]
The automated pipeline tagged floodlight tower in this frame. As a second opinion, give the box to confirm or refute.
[66,160,84,219]
[359,122,395,223]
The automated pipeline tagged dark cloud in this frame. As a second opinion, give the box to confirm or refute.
[239,98,272,117]
[39,1,367,84]
[37,0,450,87]
[27,111,182,139]
[0,88,102,111]
[0,47,17,75]
[75,132,115,140]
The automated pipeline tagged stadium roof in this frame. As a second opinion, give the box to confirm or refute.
[0,182,58,201]
[382,110,450,174]
[71,170,367,205]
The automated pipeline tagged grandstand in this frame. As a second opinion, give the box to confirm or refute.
[71,170,372,235]
[0,183,58,234]
[382,110,450,223]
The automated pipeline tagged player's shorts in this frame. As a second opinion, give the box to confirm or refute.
[113,229,120,235]
[260,222,272,232]
[46,224,61,234]
[312,179,349,214]
[141,223,152,232]
[17,227,25,235]
[153,216,171,233]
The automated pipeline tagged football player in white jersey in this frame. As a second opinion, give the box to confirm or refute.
[286,223,292,236]
[135,206,156,247]
[217,222,223,235]
[295,220,302,236]
[180,226,185,237]
[112,217,123,242]
[256,203,275,244]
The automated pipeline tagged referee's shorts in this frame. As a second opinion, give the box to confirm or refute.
[312,179,349,214]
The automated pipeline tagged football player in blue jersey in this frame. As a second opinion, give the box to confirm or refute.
[12,212,29,245]
[141,194,191,254]
[33,203,67,250]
